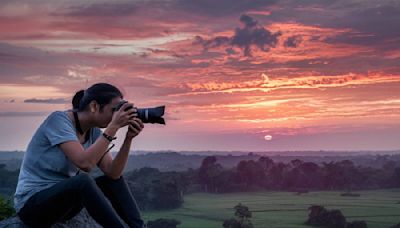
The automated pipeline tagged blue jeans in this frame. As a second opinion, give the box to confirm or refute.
[17,173,145,228]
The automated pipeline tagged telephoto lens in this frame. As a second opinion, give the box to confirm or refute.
[113,100,166,125]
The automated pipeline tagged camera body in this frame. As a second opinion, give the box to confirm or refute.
[113,100,165,125]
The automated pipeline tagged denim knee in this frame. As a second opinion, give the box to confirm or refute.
[74,173,97,190]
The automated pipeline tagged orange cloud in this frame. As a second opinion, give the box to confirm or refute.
[182,73,400,95]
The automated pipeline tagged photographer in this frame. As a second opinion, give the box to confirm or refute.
[14,83,145,228]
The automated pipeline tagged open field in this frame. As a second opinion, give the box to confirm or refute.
[142,189,400,228]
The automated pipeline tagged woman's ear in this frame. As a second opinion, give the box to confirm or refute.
[89,100,99,113]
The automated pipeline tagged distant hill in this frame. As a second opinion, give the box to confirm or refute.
[0,151,25,160]
[1,150,399,172]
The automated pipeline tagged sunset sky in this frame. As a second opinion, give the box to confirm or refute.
[0,0,399,152]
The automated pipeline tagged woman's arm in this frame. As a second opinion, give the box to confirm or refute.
[99,118,144,179]
[59,124,119,172]
[99,137,132,179]
[59,102,135,172]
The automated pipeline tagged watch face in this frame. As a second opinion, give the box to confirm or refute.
[102,132,115,141]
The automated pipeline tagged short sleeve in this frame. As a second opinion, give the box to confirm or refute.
[43,111,78,147]
[92,127,103,142]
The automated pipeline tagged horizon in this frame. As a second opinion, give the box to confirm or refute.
[1,0,400,152]
[1,149,399,156]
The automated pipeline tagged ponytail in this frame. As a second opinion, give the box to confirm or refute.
[72,89,85,110]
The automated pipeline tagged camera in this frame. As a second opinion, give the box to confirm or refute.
[113,100,165,125]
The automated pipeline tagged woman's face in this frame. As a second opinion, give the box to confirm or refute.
[96,96,123,128]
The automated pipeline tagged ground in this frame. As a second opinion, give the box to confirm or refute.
[142,189,400,228]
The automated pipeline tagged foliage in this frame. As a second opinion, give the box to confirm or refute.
[125,168,184,210]
[306,205,367,228]
[193,156,400,193]
[0,195,15,221]
[223,203,253,228]
[147,218,181,228]
[0,164,19,197]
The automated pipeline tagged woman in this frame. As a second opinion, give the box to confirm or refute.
[14,83,145,228]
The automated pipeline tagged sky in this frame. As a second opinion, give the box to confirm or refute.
[0,0,399,152]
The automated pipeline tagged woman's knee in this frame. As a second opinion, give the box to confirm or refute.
[74,173,97,189]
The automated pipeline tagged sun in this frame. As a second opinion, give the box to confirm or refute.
[264,135,272,141]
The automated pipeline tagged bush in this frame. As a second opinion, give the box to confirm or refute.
[0,195,15,221]
[222,203,253,228]
[306,205,346,228]
[147,218,181,228]
[306,205,367,228]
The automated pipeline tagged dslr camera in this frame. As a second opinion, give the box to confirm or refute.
[113,100,165,125]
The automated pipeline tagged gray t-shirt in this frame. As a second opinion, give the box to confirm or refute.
[14,110,102,213]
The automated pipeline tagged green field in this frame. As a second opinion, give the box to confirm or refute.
[142,189,400,228]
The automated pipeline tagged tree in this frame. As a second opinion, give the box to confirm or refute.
[126,168,184,210]
[223,203,253,228]
[198,156,223,192]
[306,205,346,228]
[236,160,265,190]
[234,203,252,220]
[257,156,274,172]
[147,179,183,210]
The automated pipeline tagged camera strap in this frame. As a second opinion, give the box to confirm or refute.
[73,111,84,135]
[73,111,91,143]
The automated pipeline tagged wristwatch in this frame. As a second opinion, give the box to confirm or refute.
[102,132,117,142]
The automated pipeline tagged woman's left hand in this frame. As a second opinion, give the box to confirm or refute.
[126,117,144,139]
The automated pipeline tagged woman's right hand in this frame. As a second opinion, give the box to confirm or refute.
[109,102,138,129]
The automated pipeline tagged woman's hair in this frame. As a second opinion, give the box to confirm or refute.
[72,83,123,112]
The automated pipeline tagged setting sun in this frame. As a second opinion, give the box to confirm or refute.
[264,135,272,141]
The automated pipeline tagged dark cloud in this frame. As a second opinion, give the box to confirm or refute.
[0,43,62,84]
[231,15,281,56]
[193,36,230,50]
[225,47,238,55]
[268,1,400,49]
[0,111,49,117]
[340,5,400,37]
[284,35,302,48]
[323,4,400,50]
[0,43,90,85]
[2,99,15,103]
[194,14,281,56]
[24,98,67,104]
[146,48,190,59]
[176,0,277,17]
[61,2,138,17]
[240,14,257,28]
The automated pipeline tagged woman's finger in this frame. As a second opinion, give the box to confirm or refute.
[128,124,138,133]
[127,108,137,115]
[129,119,142,131]
[129,112,138,118]
[134,118,144,128]
[120,102,131,112]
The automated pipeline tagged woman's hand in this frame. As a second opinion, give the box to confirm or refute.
[109,102,137,129]
[126,117,144,139]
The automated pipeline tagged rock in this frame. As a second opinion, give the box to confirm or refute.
[347,220,367,228]
[390,222,400,228]
[0,209,102,228]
